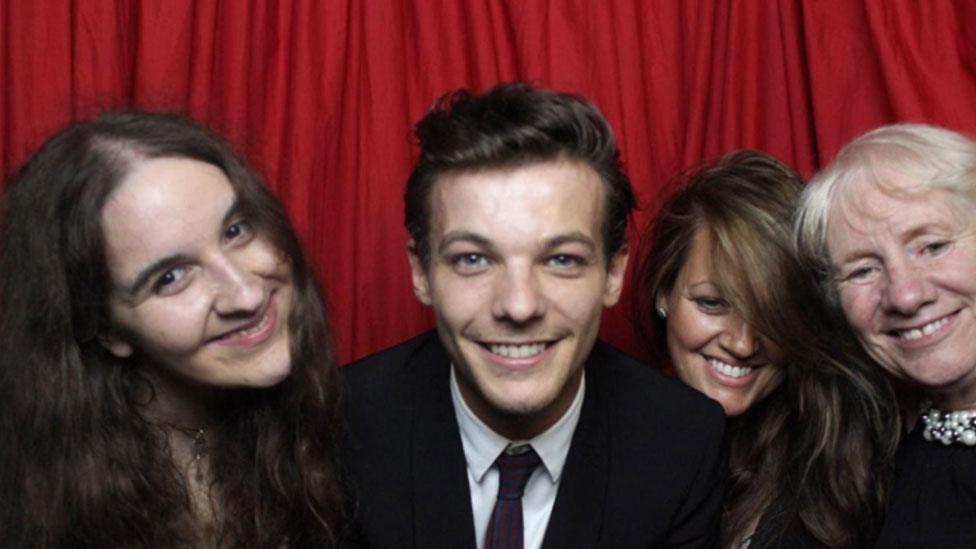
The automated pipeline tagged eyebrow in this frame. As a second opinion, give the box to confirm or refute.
[542,232,597,253]
[901,222,947,244]
[438,231,494,252]
[834,247,875,266]
[125,198,243,296]
[834,221,951,268]
[436,230,597,255]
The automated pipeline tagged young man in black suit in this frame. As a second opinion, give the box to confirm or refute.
[340,83,727,549]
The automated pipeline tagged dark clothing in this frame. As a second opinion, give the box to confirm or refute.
[874,426,976,548]
[748,505,815,549]
[339,331,728,549]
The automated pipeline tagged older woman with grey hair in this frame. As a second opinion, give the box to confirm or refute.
[795,123,976,547]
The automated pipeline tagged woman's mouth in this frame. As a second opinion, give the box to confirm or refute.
[707,357,754,379]
[214,296,278,347]
[893,315,952,342]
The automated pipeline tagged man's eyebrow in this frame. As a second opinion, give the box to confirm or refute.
[542,232,597,252]
[439,231,494,251]
[126,197,243,296]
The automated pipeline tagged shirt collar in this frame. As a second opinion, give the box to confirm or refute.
[450,365,585,485]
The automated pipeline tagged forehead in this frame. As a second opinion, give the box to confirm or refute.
[827,176,969,250]
[677,228,715,283]
[101,157,234,279]
[428,159,605,245]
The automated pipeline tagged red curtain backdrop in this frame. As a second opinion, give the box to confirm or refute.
[2,1,975,365]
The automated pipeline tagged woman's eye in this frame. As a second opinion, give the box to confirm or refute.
[922,240,950,256]
[843,265,879,283]
[225,219,252,242]
[153,266,189,295]
[694,297,728,313]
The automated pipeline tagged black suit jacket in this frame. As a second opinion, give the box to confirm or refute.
[340,331,727,548]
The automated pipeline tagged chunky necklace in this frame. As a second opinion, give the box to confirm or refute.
[920,403,976,446]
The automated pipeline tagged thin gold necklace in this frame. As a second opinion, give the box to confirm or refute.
[163,423,209,483]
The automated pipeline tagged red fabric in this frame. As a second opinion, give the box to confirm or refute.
[3,1,975,364]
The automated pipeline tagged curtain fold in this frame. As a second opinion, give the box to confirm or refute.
[3,0,975,363]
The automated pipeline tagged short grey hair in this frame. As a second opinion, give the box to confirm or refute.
[794,123,976,301]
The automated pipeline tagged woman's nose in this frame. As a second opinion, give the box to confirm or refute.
[212,257,264,316]
[721,317,760,359]
[882,262,934,316]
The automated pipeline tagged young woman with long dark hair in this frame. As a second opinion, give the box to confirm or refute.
[0,112,342,547]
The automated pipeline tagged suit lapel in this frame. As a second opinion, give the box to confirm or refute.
[541,360,610,549]
[409,338,478,549]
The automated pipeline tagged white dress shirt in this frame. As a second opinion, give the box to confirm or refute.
[450,367,585,549]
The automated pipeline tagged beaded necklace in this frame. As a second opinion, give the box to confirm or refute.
[920,404,976,446]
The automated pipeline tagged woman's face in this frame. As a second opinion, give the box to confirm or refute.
[827,177,976,410]
[99,157,295,395]
[659,228,785,416]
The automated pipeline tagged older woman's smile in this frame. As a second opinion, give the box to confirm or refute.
[795,122,976,545]
[826,177,976,410]
[888,311,956,343]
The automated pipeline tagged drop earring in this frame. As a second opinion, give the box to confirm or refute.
[656,306,668,319]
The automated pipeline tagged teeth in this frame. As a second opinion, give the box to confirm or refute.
[236,311,270,337]
[899,317,948,341]
[489,343,547,358]
[708,358,753,378]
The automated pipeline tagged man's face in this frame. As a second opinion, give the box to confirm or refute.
[409,159,628,439]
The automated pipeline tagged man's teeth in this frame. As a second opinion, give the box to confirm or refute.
[489,343,547,358]
[898,317,948,341]
[708,358,753,378]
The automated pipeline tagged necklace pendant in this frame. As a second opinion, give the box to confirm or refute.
[191,428,207,483]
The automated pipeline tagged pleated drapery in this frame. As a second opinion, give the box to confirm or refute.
[3,1,975,363]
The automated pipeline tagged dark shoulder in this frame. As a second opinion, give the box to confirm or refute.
[586,341,726,444]
[339,330,447,427]
[342,331,442,388]
[569,342,726,547]
[588,341,724,418]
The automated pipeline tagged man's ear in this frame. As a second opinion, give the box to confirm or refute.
[407,240,433,306]
[603,244,630,307]
[98,331,134,358]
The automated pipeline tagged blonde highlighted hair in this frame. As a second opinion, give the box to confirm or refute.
[636,149,802,362]
[635,149,898,547]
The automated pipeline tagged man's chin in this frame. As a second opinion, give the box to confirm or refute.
[480,383,559,419]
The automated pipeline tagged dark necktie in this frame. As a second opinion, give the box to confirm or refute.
[485,444,542,549]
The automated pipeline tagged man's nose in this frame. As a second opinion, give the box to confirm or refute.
[491,264,546,324]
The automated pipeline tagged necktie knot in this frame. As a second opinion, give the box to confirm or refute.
[495,445,541,501]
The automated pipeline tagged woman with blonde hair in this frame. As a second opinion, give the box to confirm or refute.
[795,123,976,546]
[636,150,898,547]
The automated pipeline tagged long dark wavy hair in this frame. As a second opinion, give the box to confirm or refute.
[0,112,342,547]
[634,150,899,547]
